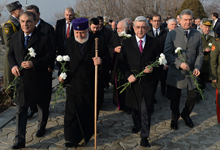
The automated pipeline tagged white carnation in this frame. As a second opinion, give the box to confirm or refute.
[63,55,70,61]
[28,47,35,53]
[159,58,163,65]
[60,72,67,80]
[162,59,167,65]
[175,47,182,53]
[56,55,63,62]
[29,52,36,57]
[208,43,212,47]
[126,34,132,38]
[160,53,165,59]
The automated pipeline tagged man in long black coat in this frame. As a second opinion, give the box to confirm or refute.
[58,18,109,148]
[119,16,158,147]
[8,12,55,149]
[108,19,131,111]
[26,5,55,118]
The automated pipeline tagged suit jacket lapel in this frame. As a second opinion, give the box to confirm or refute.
[142,35,152,56]
[178,26,188,45]
[130,36,141,56]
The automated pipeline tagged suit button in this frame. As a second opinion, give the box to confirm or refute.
[186,47,188,49]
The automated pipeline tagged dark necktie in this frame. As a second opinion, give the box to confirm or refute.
[204,34,207,40]
[24,36,30,49]
[184,30,188,37]
[139,40,143,53]
[155,29,159,38]
[66,23,70,38]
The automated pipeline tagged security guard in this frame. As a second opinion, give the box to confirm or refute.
[2,1,23,96]
[197,18,217,101]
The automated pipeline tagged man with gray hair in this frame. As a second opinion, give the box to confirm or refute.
[119,16,159,147]
[109,19,130,112]
[167,18,177,31]
[164,9,203,130]
[124,18,134,35]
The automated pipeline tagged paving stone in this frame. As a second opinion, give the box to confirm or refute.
[119,135,137,149]
[0,83,219,149]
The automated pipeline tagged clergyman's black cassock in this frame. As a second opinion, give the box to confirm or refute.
[63,34,110,144]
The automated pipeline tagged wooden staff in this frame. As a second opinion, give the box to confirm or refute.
[94,38,99,150]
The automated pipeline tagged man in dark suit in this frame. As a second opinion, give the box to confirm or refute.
[89,17,109,105]
[124,18,135,35]
[212,12,220,37]
[97,16,112,89]
[119,16,158,147]
[108,20,130,111]
[58,18,109,148]
[97,16,112,46]
[111,21,117,33]
[55,7,75,55]
[147,14,169,97]
[8,11,55,149]
[26,5,55,119]
[164,9,203,130]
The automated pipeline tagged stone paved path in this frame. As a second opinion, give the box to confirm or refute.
[0,80,219,150]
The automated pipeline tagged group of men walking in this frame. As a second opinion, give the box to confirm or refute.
[2,0,220,149]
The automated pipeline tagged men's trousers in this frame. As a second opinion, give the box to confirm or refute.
[167,85,197,116]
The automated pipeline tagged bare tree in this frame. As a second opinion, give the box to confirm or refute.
[54,0,214,22]
[53,10,64,21]
[0,0,8,25]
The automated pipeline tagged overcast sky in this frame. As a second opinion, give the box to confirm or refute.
[1,0,75,25]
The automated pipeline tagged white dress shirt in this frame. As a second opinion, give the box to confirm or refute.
[66,21,72,35]
[153,27,160,37]
[135,35,146,49]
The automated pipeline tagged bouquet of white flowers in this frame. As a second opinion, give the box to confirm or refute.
[118,53,167,94]
[53,55,70,107]
[5,47,37,99]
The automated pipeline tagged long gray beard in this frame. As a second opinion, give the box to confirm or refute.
[75,32,89,44]
[118,31,125,37]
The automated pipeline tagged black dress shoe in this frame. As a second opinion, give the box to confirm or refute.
[140,138,151,147]
[171,120,178,130]
[27,110,37,119]
[64,142,78,148]
[132,126,141,133]
[181,114,194,128]
[171,113,179,130]
[36,128,45,137]
[11,141,25,149]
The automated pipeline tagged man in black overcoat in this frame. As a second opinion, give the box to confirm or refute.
[58,18,109,148]
[147,14,168,97]
[108,19,131,111]
[26,5,56,118]
[8,11,55,149]
[55,7,75,55]
[119,16,159,147]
